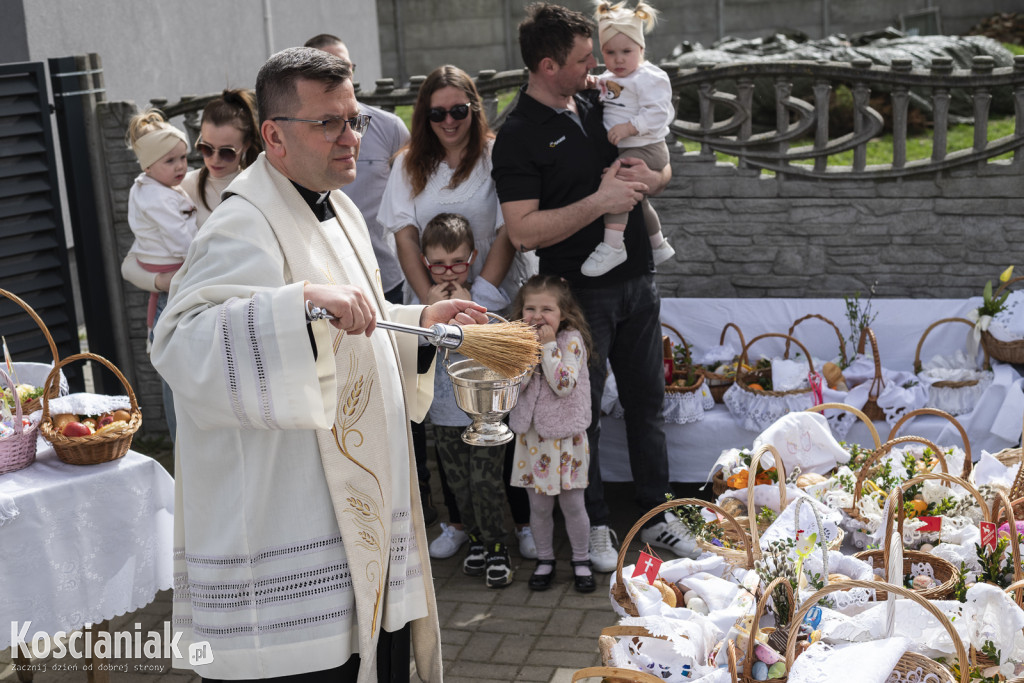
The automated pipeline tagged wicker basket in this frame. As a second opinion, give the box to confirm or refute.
[915,317,993,416]
[785,579,967,683]
[39,353,142,466]
[592,625,739,683]
[804,401,883,456]
[0,367,38,475]
[700,322,746,403]
[853,479,961,601]
[784,313,849,369]
[846,435,951,527]
[611,497,754,616]
[661,323,706,395]
[738,577,794,683]
[734,333,816,399]
[703,444,786,569]
[854,327,886,421]
[0,288,65,414]
[981,275,1024,364]
[887,407,973,480]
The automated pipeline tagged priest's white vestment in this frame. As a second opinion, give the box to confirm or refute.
[152,153,442,682]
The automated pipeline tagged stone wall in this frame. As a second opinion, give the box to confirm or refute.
[655,143,1024,300]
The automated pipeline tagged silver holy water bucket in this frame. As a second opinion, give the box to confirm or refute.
[447,358,526,446]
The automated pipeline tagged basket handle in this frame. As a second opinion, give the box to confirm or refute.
[993,274,1024,299]
[791,495,831,588]
[855,327,885,403]
[914,317,991,373]
[41,352,139,423]
[570,666,668,683]
[0,288,60,367]
[852,436,948,507]
[804,402,882,449]
[611,498,754,616]
[785,313,848,368]
[901,471,990,524]
[744,576,795,681]
[886,408,972,480]
[0,367,26,435]
[784,578,969,683]
[719,322,746,350]
[989,490,1024,592]
[746,444,786,555]
[737,333,817,381]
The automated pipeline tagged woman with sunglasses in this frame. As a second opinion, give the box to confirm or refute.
[121,89,261,442]
[378,65,538,566]
[179,88,262,227]
[378,65,534,310]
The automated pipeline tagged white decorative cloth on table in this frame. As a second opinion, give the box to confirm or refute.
[988,290,1024,342]
[788,637,911,683]
[0,445,173,650]
[752,411,851,475]
[722,382,816,432]
[662,383,715,424]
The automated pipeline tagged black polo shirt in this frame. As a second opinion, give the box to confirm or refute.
[492,86,652,288]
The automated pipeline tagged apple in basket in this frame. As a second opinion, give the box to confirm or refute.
[62,421,92,437]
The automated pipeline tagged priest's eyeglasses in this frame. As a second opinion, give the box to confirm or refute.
[271,114,372,141]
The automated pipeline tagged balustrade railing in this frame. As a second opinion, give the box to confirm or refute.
[152,54,1024,179]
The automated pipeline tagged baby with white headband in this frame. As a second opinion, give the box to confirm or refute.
[581,1,676,277]
[124,109,198,345]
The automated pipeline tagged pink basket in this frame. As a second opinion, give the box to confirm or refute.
[0,367,39,475]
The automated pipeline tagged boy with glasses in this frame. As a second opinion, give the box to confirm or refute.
[419,212,516,588]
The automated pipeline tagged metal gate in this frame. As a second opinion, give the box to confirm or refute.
[0,60,83,390]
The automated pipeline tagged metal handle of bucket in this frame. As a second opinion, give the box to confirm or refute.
[440,313,512,370]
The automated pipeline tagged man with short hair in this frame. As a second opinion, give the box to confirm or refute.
[492,3,698,573]
[153,47,481,682]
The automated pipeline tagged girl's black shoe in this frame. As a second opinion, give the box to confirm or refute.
[571,559,596,593]
[528,559,556,591]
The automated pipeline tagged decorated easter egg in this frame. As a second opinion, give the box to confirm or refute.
[687,597,709,615]
[803,605,822,629]
[768,662,787,678]
[998,521,1024,538]
[755,644,782,665]
[751,661,769,681]
[810,630,822,643]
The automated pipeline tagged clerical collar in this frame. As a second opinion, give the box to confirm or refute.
[290,181,336,222]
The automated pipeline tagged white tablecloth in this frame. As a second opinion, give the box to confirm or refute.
[0,442,174,649]
[598,296,1024,483]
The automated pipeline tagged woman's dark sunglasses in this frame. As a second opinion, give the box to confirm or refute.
[196,140,239,163]
[427,104,471,123]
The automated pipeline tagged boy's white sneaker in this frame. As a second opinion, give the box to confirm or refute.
[429,523,468,559]
[652,239,676,266]
[581,242,627,277]
[588,525,620,573]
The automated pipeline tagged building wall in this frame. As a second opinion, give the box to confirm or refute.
[13,0,381,110]
[377,0,1022,80]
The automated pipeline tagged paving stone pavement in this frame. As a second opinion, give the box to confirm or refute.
[0,474,703,683]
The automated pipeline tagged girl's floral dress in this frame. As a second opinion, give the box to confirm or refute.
[511,334,590,495]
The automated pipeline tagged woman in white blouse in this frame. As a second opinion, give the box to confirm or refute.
[378,65,533,309]
[378,65,536,561]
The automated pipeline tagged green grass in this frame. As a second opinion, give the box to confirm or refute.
[1004,43,1024,56]
[710,115,1017,169]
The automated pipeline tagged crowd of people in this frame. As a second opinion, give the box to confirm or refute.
[121,3,696,681]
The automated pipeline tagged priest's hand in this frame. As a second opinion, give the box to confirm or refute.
[421,299,488,328]
[304,283,376,336]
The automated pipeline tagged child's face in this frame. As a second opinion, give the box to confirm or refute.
[422,243,475,287]
[146,140,188,188]
[522,291,563,333]
[601,32,644,79]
